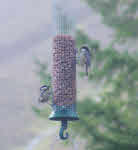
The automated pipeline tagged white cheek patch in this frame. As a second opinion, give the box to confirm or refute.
[81,48,86,52]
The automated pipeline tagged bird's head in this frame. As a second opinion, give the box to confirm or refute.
[80,45,91,55]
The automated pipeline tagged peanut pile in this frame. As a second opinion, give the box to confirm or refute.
[52,35,76,106]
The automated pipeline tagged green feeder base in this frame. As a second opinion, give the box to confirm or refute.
[49,108,79,121]
[49,104,79,140]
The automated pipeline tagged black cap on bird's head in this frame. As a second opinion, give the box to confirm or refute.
[80,45,91,55]
[40,85,50,92]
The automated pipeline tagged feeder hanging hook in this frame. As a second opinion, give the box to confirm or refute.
[59,120,69,140]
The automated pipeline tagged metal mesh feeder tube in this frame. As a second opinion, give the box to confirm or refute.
[48,0,79,140]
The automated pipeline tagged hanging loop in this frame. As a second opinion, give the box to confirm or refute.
[59,120,69,140]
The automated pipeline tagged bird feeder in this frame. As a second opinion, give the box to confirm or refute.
[49,0,79,140]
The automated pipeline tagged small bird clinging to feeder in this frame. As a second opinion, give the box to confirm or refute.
[79,46,92,76]
[38,85,52,106]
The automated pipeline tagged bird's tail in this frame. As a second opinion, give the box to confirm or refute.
[85,64,88,76]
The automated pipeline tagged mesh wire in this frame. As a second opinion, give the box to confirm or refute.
[51,0,78,116]
[52,35,76,109]
[52,0,75,35]
[52,35,76,106]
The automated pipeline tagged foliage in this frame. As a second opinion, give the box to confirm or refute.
[34,58,51,87]
[75,4,138,149]
[84,0,138,41]
[71,30,138,150]
[75,30,100,51]
[32,105,50,118]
